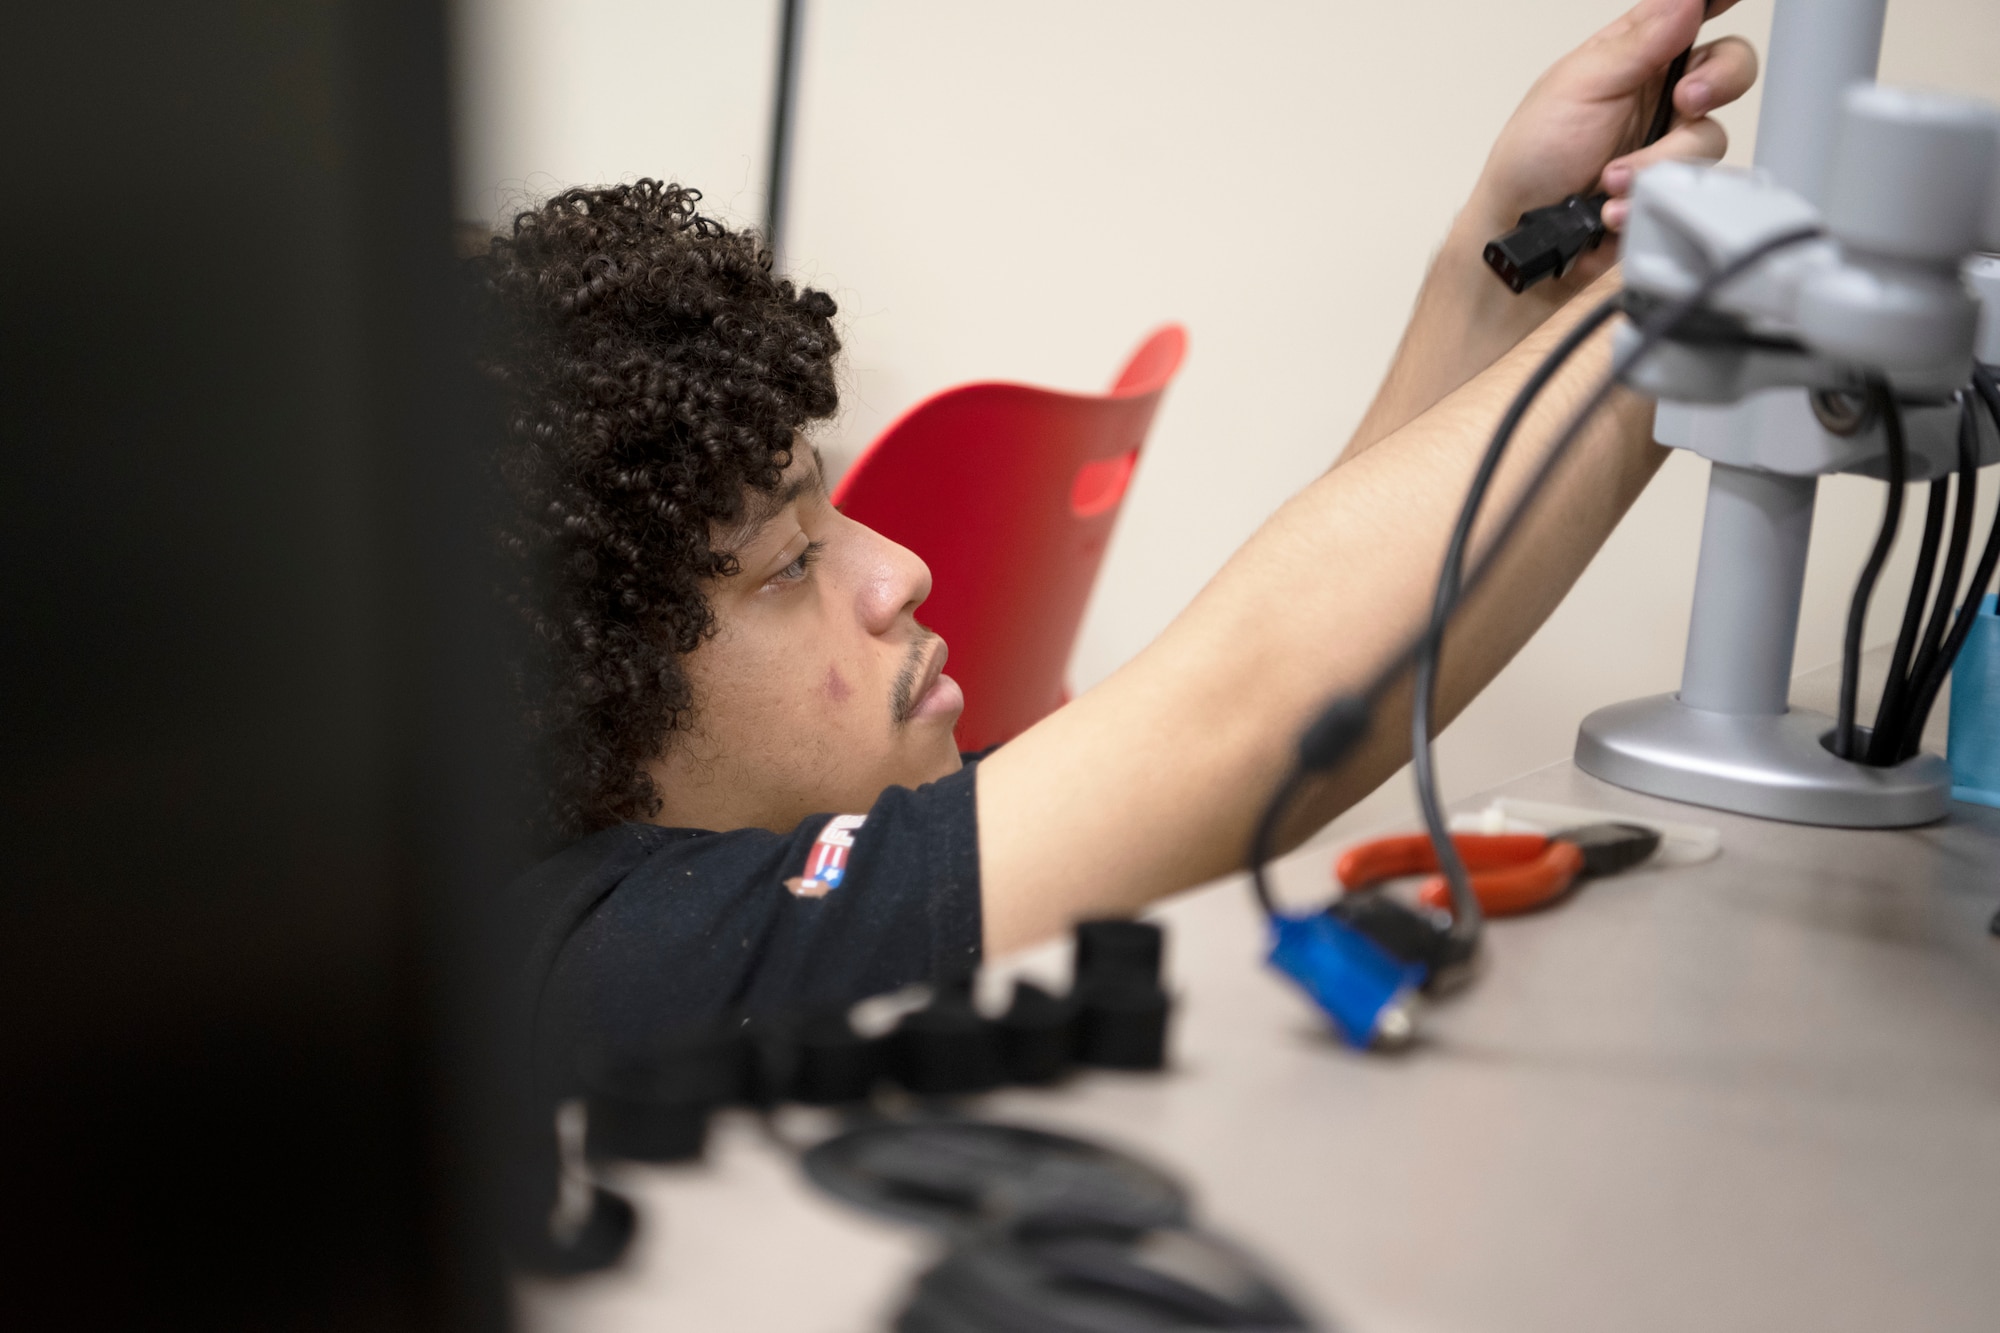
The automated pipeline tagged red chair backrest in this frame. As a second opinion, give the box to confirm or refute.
[832,324,1187,752]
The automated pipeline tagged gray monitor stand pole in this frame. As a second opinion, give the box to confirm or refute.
[1573,0,1953,828]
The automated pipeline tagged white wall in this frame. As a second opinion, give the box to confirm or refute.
[453,0,778,230]
[454,0,2000,839]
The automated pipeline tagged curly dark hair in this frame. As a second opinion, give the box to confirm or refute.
[472,180,841,837]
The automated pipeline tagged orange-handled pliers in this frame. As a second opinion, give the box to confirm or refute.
[1334,823,1660,917]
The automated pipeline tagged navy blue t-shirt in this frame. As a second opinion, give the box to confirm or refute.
[512,761,983,1089]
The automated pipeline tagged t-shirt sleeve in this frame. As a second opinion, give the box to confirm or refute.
[537,760,982,1073]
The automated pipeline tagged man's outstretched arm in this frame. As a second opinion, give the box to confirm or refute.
[971,0,1761,956]
[1339,0,1754,459]
[976,268,1657,956]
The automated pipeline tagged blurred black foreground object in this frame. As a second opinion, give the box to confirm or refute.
[800,1121,1319,1332]
[554,919,1181,1280]
[769,924,1312,1330]
[2,4,516,1329]
[568,918,1177,1211]
[903,1222,1319,1333]
[802,1121,1191,1235]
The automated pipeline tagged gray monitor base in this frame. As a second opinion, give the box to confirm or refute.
[1575,693,1950,828]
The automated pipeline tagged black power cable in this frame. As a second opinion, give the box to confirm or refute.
[1643,47,1693,144]
[1247,766,1308,917]
[1246,226,1824,926]
[1917,399,1981,675]
[1834,383,1908,761]
[1867,472,1947,764]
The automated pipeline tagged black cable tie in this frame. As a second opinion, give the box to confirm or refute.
[1298,695,1373,773]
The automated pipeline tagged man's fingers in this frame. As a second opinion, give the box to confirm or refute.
[1570,0,1709,97]
[1599,33,1751,223]
[1598,117,1731,227]
[1604,118,1730,187]
[1675,36,1758,119]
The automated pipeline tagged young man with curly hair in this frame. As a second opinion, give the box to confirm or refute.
[489,0,1756,1053]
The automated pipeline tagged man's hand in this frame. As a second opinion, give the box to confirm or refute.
[1343,0,1757,460]
[1468,0,1759,295]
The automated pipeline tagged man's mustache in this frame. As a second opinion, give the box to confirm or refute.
[890,630,944,725]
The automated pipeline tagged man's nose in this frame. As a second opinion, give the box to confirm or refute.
[855,522,932,635]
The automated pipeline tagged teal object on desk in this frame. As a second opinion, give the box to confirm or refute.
[1948,594,2000,809]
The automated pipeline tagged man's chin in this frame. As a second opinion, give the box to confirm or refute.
[905,733,964,785]
[828,741,963,814]
[918,728,970,787]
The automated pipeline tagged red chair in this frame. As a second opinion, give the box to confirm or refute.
[832,324,1188,752]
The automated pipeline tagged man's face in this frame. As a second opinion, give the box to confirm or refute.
[644,446,965,832]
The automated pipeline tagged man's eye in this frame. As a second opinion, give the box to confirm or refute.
[772,540,824,584]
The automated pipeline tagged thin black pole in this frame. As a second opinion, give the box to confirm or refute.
[765,0,804,269]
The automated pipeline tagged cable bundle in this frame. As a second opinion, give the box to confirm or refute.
[1845,368,2000,766]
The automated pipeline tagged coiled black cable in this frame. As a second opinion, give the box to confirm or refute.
[1246,226,1824,928]
[1834,383,1908,761]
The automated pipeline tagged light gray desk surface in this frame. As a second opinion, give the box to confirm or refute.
[522,667,2000,1333]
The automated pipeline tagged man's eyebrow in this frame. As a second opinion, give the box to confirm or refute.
[716,445,826,559]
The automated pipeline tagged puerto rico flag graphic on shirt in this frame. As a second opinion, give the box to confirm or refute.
[791,814,866,898]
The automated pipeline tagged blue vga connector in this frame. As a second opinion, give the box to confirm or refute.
[1267,911,1424,1050]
